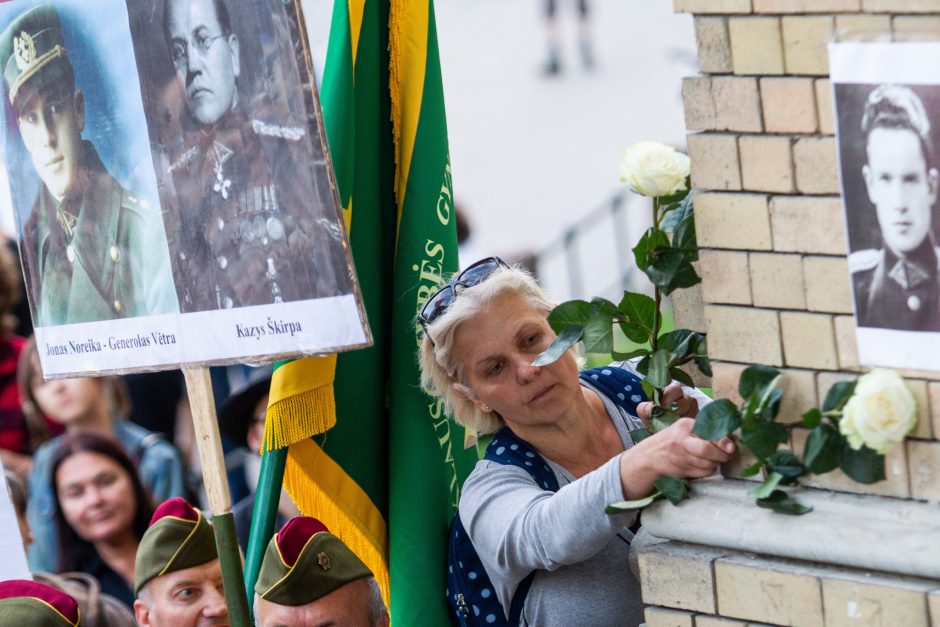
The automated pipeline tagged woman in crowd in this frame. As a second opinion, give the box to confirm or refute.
[20,338,187,572]
[50,431,154,609]
[419,258,735,625]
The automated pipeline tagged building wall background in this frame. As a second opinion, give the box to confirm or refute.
[645,1,940,625]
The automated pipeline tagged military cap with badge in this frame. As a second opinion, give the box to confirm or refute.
[134,497,220,596]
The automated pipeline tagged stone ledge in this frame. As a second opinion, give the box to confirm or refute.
[641,478,940,580]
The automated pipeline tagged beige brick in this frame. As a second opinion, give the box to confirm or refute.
[754,0,859,11]
[644,606,695,627]
[700,250,752,304]
[781,312,838,369]
[638,542,728,613]
[928,382,940,441]
[674,0,753,13]
[713,77,763,133]
[696,193,772,250]
[706,305,783,365]
[804,256,854,314]
[823,571,936,627]
[729,17,784,75]
[739,136,794,193]
[929,589,940,627]
[683,76,717,131]
[815,79,835,135]
[793,137,840,194]
[715,554,824,627]
[782,16,834,76]
[894,16,940,42]
[688,134,742,191]
[779,368,818,424]
[749,252,805,309]
[863,0,940,12]
[908,440,940,501]
[694,616,752,626]
[712,361,747,406]
[760,78,817,134]
[816,371,856,406]
[674,280,709,336]
[909,379,932,440]
[835,14,892,42]
[695,17,733,74]
[771,196,847,255]
[834,315,861,371]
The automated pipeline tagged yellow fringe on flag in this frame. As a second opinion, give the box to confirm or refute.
[263,355,338,452]
[283,438,390,608]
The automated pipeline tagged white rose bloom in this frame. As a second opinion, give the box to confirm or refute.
[619,141,691,198]
[840,369,917,455]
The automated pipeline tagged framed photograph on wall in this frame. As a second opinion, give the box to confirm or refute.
[0,0,369,377]
[831,41,940,371]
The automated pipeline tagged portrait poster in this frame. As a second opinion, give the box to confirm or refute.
[0,0,369,378]
[830,42,940,371]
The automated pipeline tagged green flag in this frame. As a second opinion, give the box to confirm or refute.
[388,0,478,623]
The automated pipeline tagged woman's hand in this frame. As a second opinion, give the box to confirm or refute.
[618,418,735,501]
[636,384,700,423]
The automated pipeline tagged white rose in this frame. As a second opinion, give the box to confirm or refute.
[619,141,691,198]
[840,369,917,455]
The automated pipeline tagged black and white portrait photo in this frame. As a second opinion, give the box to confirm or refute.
[832,42,940,370]
[127,0,355,314]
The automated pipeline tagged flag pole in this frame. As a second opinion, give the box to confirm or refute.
[242,445,287,604]
[183,367,252,627]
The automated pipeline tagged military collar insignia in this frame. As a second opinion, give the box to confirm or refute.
[55,207,77,239]
[888,257,932,290]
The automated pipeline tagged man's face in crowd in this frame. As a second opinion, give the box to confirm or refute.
[255,578,386,627]
[166,0,239,127]
[15,83,84,199]
[864,126,940,256]
[134,560,229,627]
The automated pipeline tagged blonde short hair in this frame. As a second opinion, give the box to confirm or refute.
[418,265,555,435]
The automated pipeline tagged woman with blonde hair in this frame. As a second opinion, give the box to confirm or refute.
[419,257,734,625]
[20,338,187,573]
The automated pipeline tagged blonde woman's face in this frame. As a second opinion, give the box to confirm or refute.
[452,293,580,432]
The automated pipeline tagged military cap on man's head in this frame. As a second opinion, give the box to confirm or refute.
[255,516,372,606]
[0,4,73,105]
[134,497,219,596]
[0,579,80,626]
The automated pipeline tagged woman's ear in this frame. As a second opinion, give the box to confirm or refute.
[452,382,492,413]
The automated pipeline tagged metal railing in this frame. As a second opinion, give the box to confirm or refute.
[534,188,650,303]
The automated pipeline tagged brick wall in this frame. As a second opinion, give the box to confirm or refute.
[653,0,940,624]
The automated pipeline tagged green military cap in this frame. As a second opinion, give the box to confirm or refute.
[0,3,72,105]
[0,579,80,626]
[255,516,373,606]
[134,497,219,596]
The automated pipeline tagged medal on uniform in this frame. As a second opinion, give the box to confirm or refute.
[210,140,233,200]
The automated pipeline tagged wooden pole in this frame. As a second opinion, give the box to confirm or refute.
[183,367,252,627]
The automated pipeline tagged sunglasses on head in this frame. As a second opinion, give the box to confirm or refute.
[419,256,509,344]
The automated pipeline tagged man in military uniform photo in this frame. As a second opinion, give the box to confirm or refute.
[161,0,349,312]
[850,84,940,331]
[0,4,178,327]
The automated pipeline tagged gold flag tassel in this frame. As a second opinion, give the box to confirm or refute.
[262,355,338,452]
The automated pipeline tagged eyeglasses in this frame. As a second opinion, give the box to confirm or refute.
[419,256,508,344]
[170,28,227,69]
